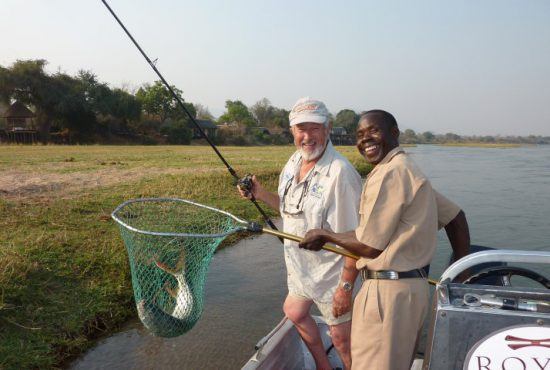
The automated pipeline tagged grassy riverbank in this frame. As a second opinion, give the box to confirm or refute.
[0,145,369,369]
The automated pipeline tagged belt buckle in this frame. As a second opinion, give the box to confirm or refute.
[380,270,399,280]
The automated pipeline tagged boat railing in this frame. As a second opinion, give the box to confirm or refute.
[440,249,550,282]
[253,317,289,351]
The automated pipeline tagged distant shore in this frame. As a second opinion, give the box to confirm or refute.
[434,142,524,148]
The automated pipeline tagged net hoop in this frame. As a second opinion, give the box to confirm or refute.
[111,197,249,238]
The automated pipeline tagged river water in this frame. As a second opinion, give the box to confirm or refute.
[70,145,550,370]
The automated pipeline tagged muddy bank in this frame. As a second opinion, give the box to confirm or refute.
[0,167,218,200]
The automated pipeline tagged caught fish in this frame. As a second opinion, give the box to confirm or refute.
[155,257,194,319]
[136,298,198,337]
[135,252,197,337]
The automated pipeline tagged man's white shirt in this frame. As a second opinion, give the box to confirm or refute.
[278,142,362,303]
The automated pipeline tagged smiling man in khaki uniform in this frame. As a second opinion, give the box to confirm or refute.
[299,109,439,370]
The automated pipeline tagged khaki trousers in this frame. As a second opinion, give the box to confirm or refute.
[350,278,429,370]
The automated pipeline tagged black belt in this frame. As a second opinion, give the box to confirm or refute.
[360,268,427,281]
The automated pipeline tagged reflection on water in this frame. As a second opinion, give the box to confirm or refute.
[71,145,550,369]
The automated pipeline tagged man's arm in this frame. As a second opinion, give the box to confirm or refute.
[444,210,470,262]
[237,175,280,211]
[332,256,359,317]
[329,170,363,317]
[434,191,470,261]
[299,230,382,259]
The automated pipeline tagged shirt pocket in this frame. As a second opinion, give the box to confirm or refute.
[305,202,325,229]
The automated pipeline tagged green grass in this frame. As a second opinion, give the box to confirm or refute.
[0,144,371,369]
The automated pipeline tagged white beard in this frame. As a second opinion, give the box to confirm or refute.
[300,141,327,161]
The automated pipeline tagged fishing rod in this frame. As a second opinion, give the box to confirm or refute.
[100,2,441,286]
[100,0,279,233]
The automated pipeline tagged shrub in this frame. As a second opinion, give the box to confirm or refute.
[270,133,292,145]
[139,135,159,145]
[161,119,192,145]
[231,135,248,146]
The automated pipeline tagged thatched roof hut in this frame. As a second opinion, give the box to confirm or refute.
[1,101,35,131]
[2,101,35,118]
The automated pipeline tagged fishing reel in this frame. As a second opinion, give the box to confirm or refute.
[237,173,254,197]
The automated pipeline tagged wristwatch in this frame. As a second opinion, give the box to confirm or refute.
[341,281,353,292]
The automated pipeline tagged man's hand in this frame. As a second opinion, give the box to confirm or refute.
[299,229,329,251]
[332,286,352,318]
[237,175,262,200]
[236,175,281,211]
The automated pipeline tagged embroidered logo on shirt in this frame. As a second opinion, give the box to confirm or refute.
[310,183,324,199]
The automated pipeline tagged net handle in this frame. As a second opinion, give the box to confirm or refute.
[260,227,359,260]
[260,227,439,285]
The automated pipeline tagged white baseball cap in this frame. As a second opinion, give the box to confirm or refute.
[289,97,330,127]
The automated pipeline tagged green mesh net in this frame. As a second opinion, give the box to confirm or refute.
[112,198,248,337]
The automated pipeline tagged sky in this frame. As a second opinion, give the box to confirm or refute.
[2,0,550,136]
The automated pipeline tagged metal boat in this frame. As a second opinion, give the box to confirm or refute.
[243,249,550,370]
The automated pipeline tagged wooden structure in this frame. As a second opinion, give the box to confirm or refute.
[0,101,38,144]
[330,127,354,145]
[189,119,217,139]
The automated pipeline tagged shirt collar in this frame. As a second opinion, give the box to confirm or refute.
[377,146,404,166]
[366,146,404,179]
[312,141,336,176]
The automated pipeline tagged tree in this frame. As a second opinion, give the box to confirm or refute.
[218,100,256,127]
[421,131,435,143]
[250,98,291,129]
[0,60,56,141]
[160,119,192,144]
[270,108,290,129]
[50,71,105,141]
[444,132,461,142]
[109,88,142,124]
[401,129,419,144]
[1,59,156,143]
[250,98,274,127]
[0,65,13,104]
[77,70,112,116]
[194,103,214,120]
[334,109,359,133]
[136,81,193,123]
[0,60,107,142]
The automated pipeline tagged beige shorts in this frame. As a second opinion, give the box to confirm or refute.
[288,292,351,326]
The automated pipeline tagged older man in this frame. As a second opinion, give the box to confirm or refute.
[299,110,445,370]
[239,97,362,370]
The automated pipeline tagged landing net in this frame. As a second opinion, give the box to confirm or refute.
[112,198,248,337]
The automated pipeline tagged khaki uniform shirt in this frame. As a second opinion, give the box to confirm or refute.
[435,190,460,230]
[279,142,363,303]
[355,147,438,271]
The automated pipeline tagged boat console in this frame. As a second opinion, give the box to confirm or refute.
[424,250,550,370]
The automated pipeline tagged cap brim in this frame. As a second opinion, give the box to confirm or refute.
[290,114,327,126]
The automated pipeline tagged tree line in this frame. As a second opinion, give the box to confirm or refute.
[1,59,548,145]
